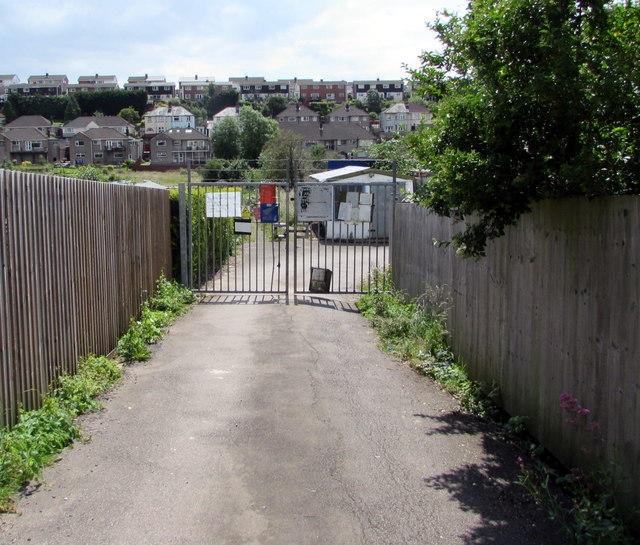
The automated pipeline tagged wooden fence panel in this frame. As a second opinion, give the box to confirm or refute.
[0,170,172,428]
[392,197,640,518]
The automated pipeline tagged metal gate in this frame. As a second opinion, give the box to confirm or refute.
[179,179,397,296]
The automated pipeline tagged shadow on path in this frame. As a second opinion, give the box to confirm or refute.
[416,411,568,545]
[196,293,360,313]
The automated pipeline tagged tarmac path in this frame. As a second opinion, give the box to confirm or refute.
[0,294,566,545]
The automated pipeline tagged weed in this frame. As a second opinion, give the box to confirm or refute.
[517,395,636,544]
[115,276,195,362]
[116,320,153,362]
[357,269,500,420]
[0,355,121,511]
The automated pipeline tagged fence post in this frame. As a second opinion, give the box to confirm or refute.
[178,183,189,288]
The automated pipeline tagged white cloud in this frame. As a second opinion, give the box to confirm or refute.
[2,0,469,83]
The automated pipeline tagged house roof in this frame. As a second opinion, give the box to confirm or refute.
[229,76,267,85]
[4,115,52,128]
[27,74,68,84]
[144,106,194,117]
[279,122,376,142]
[75,127,132,140]
[77,75,117,83]
[65,116,132,129]
[277,104,317,119]
[213,107,239,119]
[382,103,430,114]
[154,128,208,141]
[0,127,49,140]
[328,104,370,118]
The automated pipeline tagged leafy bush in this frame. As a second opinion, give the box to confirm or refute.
[0,355,121,511]
[116,275,195,363]
[116,320,153,362]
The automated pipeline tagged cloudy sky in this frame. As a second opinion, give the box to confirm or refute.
[2,0,469,85]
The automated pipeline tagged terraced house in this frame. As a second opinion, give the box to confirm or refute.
[69,128,141,166]
[149,128,210,166]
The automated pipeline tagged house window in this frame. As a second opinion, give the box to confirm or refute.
[383,84,389,89]
[76,140,85,146]
[156,140,166,146]
[288,116,296,122]
[174,140,181,146]
[157,152,167,158]
[94,152,103,158]
[173,117,180,121]
[301,116,309,122]
[92,140,101,146]
[327,93,335,100]
[75,153,85,158]
[114,152,124,158]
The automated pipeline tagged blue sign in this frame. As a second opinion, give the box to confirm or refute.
[260,203,279,223]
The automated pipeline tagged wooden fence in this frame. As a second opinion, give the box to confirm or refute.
[0,169,172,428]
[392,197,640,517]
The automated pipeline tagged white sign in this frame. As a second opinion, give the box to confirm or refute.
[206,191,242,218]
[337,191,374,223]
[296,184,334,222]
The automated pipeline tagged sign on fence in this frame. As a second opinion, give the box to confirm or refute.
[206,191,242,218]
[295,184,334,222]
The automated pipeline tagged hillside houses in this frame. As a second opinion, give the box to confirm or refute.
[0,73,408,107]
[276,103,375,155]
[0,69,432,166]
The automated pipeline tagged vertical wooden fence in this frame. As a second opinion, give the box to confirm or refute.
[0,170,172,428]
[392,197,640,519]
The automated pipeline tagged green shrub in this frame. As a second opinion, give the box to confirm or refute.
[116,320,152,362]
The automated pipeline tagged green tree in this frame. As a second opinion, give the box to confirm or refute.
[365,89,384,114]
[2,94,20,122]
[261,95,289,118]
[367,139,420,177]
[64,96,81,122]
[75,89,147,117]
[259,129,309,186]
[118,106,141,125]
[199,158,250,182]
[309,101,334,120]
[203,86,239,116]
[408,0,640,257]
[211,116,241,159]
[238,106,279,162]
